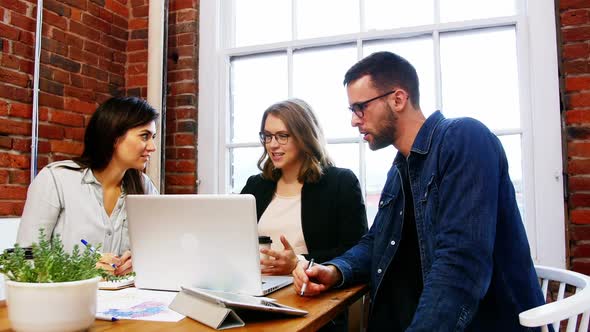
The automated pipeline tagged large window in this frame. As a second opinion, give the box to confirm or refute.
[199,0,564,267]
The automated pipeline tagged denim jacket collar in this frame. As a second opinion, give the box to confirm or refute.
[394,111,445,166]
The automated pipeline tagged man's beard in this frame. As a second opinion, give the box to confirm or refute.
[368,104,397,151]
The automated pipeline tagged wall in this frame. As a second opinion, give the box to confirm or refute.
[560,0,590,274]
[0,0,199,217]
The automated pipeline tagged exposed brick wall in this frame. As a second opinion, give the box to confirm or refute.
[124,0,199,194]
[0,0,199,216]
[561,0,590,275]
[164,0,198,194]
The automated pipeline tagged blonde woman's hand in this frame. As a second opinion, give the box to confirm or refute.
[260,235,299,275]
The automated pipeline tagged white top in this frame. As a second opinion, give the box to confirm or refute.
[17,160,158,255]
[258,193,308,255]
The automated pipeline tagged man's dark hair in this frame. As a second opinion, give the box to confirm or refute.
[343,51,420,108]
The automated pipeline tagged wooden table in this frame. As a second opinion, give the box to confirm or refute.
[0,284,368,332]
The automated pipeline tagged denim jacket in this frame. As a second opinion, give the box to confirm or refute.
[327,111,545,331]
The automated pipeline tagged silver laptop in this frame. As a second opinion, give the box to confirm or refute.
[126,194,293,296]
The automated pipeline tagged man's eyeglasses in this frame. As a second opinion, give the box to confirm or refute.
[348,90,398,118]
[259,132,290,145]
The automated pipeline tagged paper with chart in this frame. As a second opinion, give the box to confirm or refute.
[97,288,185,322]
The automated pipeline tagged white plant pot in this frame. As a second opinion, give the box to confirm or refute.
[5,276,101,332]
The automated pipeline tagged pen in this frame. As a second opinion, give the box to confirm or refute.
[81,239,117,269]
[300,258,315,296]
[95,314,118,322]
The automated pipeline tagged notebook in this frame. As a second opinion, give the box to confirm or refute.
[126,194,293,296]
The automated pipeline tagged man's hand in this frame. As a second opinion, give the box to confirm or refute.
[292,261,342,296]
[260,235,298,275]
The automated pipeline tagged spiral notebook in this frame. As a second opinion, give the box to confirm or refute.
[98,275,135,290]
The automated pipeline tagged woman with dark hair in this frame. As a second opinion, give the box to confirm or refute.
[241,99,368,275]
[17,96,159,276]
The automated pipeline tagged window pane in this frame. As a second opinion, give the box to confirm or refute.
[365,0,434,31]
[235,0,291,47]
[365,144,397,226]
[296,0,359,39]
[364,36,436,117]
[440,27,519,130]
[231,53,288,143]
[293,45,359,139]
[326,143,360,179]
[440,0,516,23]
[498,134,525,221]
[230,147,265,193]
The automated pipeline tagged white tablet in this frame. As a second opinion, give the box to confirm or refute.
[181,287,308,316]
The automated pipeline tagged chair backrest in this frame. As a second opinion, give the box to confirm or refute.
[519,265,590,332]
[0,217,20,251]
[0,217,21,304]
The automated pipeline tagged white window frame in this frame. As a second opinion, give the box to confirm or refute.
[198,0,565,268]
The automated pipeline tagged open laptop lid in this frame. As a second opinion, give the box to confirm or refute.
[127,194,267,295]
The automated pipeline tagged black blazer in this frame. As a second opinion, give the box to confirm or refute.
[240,166,368,263]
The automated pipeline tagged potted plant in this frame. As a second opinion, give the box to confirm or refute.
[0,229,105,332]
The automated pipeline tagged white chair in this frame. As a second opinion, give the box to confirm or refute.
[519,265,590,332]
[0,217,21,303]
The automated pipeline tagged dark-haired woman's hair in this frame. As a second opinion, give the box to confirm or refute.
[73,96,159,194]
[257,99,333,183]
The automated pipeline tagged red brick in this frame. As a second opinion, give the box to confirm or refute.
[0,136,11,148]
[563,43,590,60]
[131,5,148,17]
[128,63,147,75]
[19,59,33,74]
[9,169,30,184]
[0,170,8,183]
[127,39,147,52]
[164,186,195,194]
[10,12,35,32]
[177,10,197,22]
[171,0,194,11]
[127,74,147,87]
[0,84,32,103]
[11,137,30,152]
[0,152,30,168]
[112,13,128,29]
[571,208,590,224]
[563,26,590,43]
[50,140,83,155]
[561,9,590,26]
[0,68,29,88]
[38,123,64,139]
[39,91,64,109]
[129,18,147,29]
[13,41,33,58]
[165,174,196,186]
[570,92,590,107]
[571,259,590,275]
[9,103,32,118]
[0,23,20,40]
[106,0,129,17]
[64,98,96,114]
[566,76,590,92]
[70,20,101,41]
[82,12,111,34]
[64,86,95,102]
[165,159,195,172]
[70,7,82,21]
[0,0,27,14]
[49,109,85,127]
[561,0,590,10]
[572,242,590,256]
[129,50,147,63]
[53,69,70,85]
[170,82,197,95]
[0,185,27,200]
[0,201,25,216]
[1,54,20,72]
[0,118,30,135]
[43,9,68,30]
[64,127,85,140]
